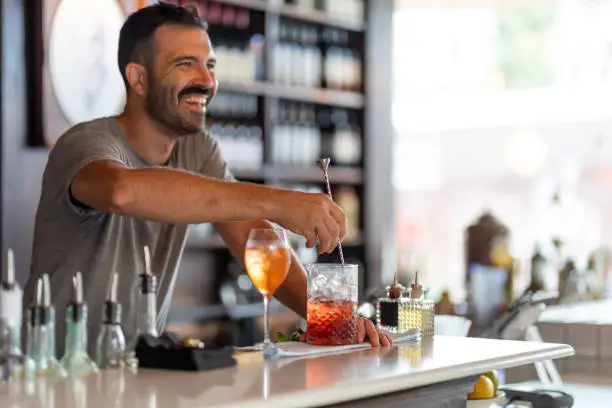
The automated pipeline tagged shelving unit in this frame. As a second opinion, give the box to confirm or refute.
[168,0,373,334]
[219,81,364,108]
[211,0,366,31]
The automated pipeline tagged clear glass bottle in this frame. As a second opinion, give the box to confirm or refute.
[124,246,158,369]
[376,272,406,333]
[398,274,435,338]
[1,249,35,382]
[96,273,126,369]
[26,276,66,378]
[60,272,99,376]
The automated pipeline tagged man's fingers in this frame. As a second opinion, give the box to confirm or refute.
[385,334,393,346]
[330,205,347,242]
[304,230,317,248]
[322,216,340,253]
[364,319,380,347]
[315,222,333,254]
[357,317,366,343]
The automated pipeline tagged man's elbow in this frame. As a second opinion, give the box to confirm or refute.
[106,173,134,213]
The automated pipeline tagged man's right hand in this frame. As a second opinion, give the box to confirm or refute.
[272,191,347,254]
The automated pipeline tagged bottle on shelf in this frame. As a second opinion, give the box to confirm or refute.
[330,109,362,165]
[124,246,159,369]
[0,249,35,382]
[335,187,360,241]
[26,274,67,378]
[273,22,323,88]
[322,28,362,91]
[272,102,322,166]
[316,0,364,23]
[96,272,127,369]
[59,272,99,376]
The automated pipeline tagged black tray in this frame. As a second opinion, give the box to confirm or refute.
[135,332,236,371]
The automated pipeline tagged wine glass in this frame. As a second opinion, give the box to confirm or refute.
[244,228,291,357]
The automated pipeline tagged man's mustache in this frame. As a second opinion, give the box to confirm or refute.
[178,85,212,100]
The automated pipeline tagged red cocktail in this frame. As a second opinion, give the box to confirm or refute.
[306,264,358,346]
[307,299,357,345]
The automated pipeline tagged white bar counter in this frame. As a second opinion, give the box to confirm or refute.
[0,336,573,408]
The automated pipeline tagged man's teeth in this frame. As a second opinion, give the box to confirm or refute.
[183,95,207,106]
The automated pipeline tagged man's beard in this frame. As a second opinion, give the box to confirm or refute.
[145,77,204,136]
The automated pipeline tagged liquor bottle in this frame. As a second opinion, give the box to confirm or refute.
[0,249,35,382]
[376,271,406,333]
[60,272,99,376]
[124,246,159,369]
[96,273,126,369]
[26,275,66,378]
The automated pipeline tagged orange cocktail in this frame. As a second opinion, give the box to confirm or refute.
[306,264,358,346]
[244,246,290,297]
[245,228,291,357]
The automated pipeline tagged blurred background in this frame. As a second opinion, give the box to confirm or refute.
[3,0,612,393]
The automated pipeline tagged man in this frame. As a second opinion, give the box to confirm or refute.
[24,2,390,357]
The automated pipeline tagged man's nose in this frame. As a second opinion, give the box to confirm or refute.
[196,64,215,86]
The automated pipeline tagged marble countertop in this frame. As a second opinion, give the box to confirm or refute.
[0,336,574,408]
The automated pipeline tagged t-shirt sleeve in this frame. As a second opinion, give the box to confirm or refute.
[195,132,235,182]
[49,131,126,216]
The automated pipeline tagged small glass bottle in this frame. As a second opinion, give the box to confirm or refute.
[376,272,406,333]
[398,273,435,338]
[124,246,159,369]
[0,249,35,382]
[60,272,99,376]
[41,274,68,377]
[26,275,66,378]
[96,273,126,369]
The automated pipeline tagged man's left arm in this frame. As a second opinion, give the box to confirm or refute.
[213,219,307,318]
[213,219,392,347]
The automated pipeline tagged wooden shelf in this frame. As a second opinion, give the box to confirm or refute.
[213,0,365,31]
[231,165,363,184]
[218,81,364,109]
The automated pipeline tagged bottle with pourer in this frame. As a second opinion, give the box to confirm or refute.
[59,272,99,376]
[96,272,126,369]
[124,246,159,369]
[0,249,35,382]
[26,274,67,378]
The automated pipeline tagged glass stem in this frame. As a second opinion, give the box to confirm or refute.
[263,296,271,346]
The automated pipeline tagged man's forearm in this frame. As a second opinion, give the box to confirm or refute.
[109,166,281,224]
[214,219,307,318]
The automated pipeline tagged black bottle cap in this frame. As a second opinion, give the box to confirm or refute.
[103,301,122,325]
[39,306,50,325]
[140,274,157,295]
[69,303,84,322]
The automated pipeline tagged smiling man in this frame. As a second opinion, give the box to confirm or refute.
[24,2,391,357]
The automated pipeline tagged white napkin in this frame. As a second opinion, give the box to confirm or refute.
[237,328,421,358]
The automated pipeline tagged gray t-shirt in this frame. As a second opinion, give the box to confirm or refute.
[24,116,233,357]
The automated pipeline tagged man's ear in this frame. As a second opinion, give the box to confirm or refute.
[125,63,148,96]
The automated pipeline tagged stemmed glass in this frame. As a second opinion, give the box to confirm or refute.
[244,228,291,357]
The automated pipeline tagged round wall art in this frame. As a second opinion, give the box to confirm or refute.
[47,0,126,126]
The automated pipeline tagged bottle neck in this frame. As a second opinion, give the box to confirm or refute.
[137,292,158,337]
[64,305,88,357]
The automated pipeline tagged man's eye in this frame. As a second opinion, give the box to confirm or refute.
[177,61,193,67]
[207,64,216,71]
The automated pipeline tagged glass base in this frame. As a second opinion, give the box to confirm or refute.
[263,345,279,359]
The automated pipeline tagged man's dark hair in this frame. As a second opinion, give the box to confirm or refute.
[117,2,207,88]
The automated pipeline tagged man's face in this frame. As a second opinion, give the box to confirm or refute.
[145,25,217,135]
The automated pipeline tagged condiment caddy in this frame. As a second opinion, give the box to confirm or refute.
[376,272,435,338]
